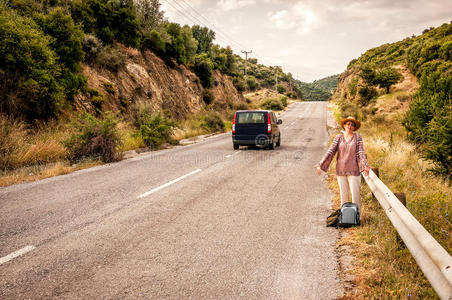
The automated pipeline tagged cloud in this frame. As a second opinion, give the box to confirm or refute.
[217,0,256,11]
[268,3,317,35]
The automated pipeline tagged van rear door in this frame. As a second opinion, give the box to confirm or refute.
[234,111,267,141]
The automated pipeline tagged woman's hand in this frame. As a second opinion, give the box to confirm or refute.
[364,165,371,177]
[315,166,322,175]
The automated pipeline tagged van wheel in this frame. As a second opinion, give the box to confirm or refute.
[276,134,281,147]
[233,144,239,150]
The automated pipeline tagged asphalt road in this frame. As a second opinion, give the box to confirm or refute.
[0,101,340,299]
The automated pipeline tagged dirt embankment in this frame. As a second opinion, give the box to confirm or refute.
[76,45,245,119]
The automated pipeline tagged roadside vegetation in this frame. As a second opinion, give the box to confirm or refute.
[328,22,451,298]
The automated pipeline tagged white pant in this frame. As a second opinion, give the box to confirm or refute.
[337,175,362,215]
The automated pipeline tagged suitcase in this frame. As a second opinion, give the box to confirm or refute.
[338,202,360,227]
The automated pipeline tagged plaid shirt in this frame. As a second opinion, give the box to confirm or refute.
[319,133,369,176]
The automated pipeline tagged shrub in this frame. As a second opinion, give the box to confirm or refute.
[65,112,121,163]
[232,76,246,92]
[82,34,103,63]
[103,82,116,94]
[280,96,288,107]
[261,98,283,111]
[246,76,258,91]
[136,112,177,149]
[202,89,214,105]
[339,102,362,120]
[232,102,249,111]
[358,86,378,106]
[403,71,452,178]
[276,84,286,94]
[202,111,225,132]
[96,46,127,72]
[348,78,359,97]
[88,89,106,110]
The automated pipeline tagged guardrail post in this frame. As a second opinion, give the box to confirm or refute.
[394,192,407,247]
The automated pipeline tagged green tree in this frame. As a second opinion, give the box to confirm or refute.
[35,8,86,99]
[135,0,165,32]
[141,29,165,55]
[165,23,197,64]
[191,25,215,55]
[360,64,377,85]
[192,53,213,88]
[0,7,64,121]
[71,0,141,48]
[181,25,197,63]
[374,67,402,93]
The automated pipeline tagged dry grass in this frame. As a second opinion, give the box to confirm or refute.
[0,117,69,170]
[117,122,146,151]
[0,160,102,187]
[328,92,450,299]
[172,116,209,140]
[0,116,107,186]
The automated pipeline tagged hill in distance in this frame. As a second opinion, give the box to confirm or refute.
[295,74,340,101]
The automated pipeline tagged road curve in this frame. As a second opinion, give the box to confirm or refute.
[0,101,341,299]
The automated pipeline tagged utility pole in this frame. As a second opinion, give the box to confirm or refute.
[274,66,281,90]
[241,50,252,79]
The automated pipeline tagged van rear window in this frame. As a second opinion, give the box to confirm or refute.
[236,112,265,124]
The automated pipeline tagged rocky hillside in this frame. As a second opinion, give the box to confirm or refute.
[77,45,244,120]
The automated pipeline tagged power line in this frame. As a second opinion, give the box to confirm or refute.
[161,0,243,50]
[174,0,248,50]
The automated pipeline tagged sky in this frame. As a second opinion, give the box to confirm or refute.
[160,0,452,82]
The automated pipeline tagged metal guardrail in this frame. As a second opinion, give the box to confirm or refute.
[363,169,452,299]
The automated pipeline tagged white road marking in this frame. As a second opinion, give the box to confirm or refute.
[235,151,242,154]
[138,169,201,199]
[225,155,232,158]
[0,245,35,265]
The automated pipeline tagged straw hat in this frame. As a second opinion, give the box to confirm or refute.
[340,116,361,130]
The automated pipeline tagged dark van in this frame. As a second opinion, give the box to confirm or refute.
[232,110,282,150]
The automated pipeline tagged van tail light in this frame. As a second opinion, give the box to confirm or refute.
[267,112,272,133]
[232,113,236,133]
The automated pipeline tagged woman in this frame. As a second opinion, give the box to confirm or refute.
[316,116,371,220]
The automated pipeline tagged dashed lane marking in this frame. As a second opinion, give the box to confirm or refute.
[138,169,202,199]
[0,245,36,265]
